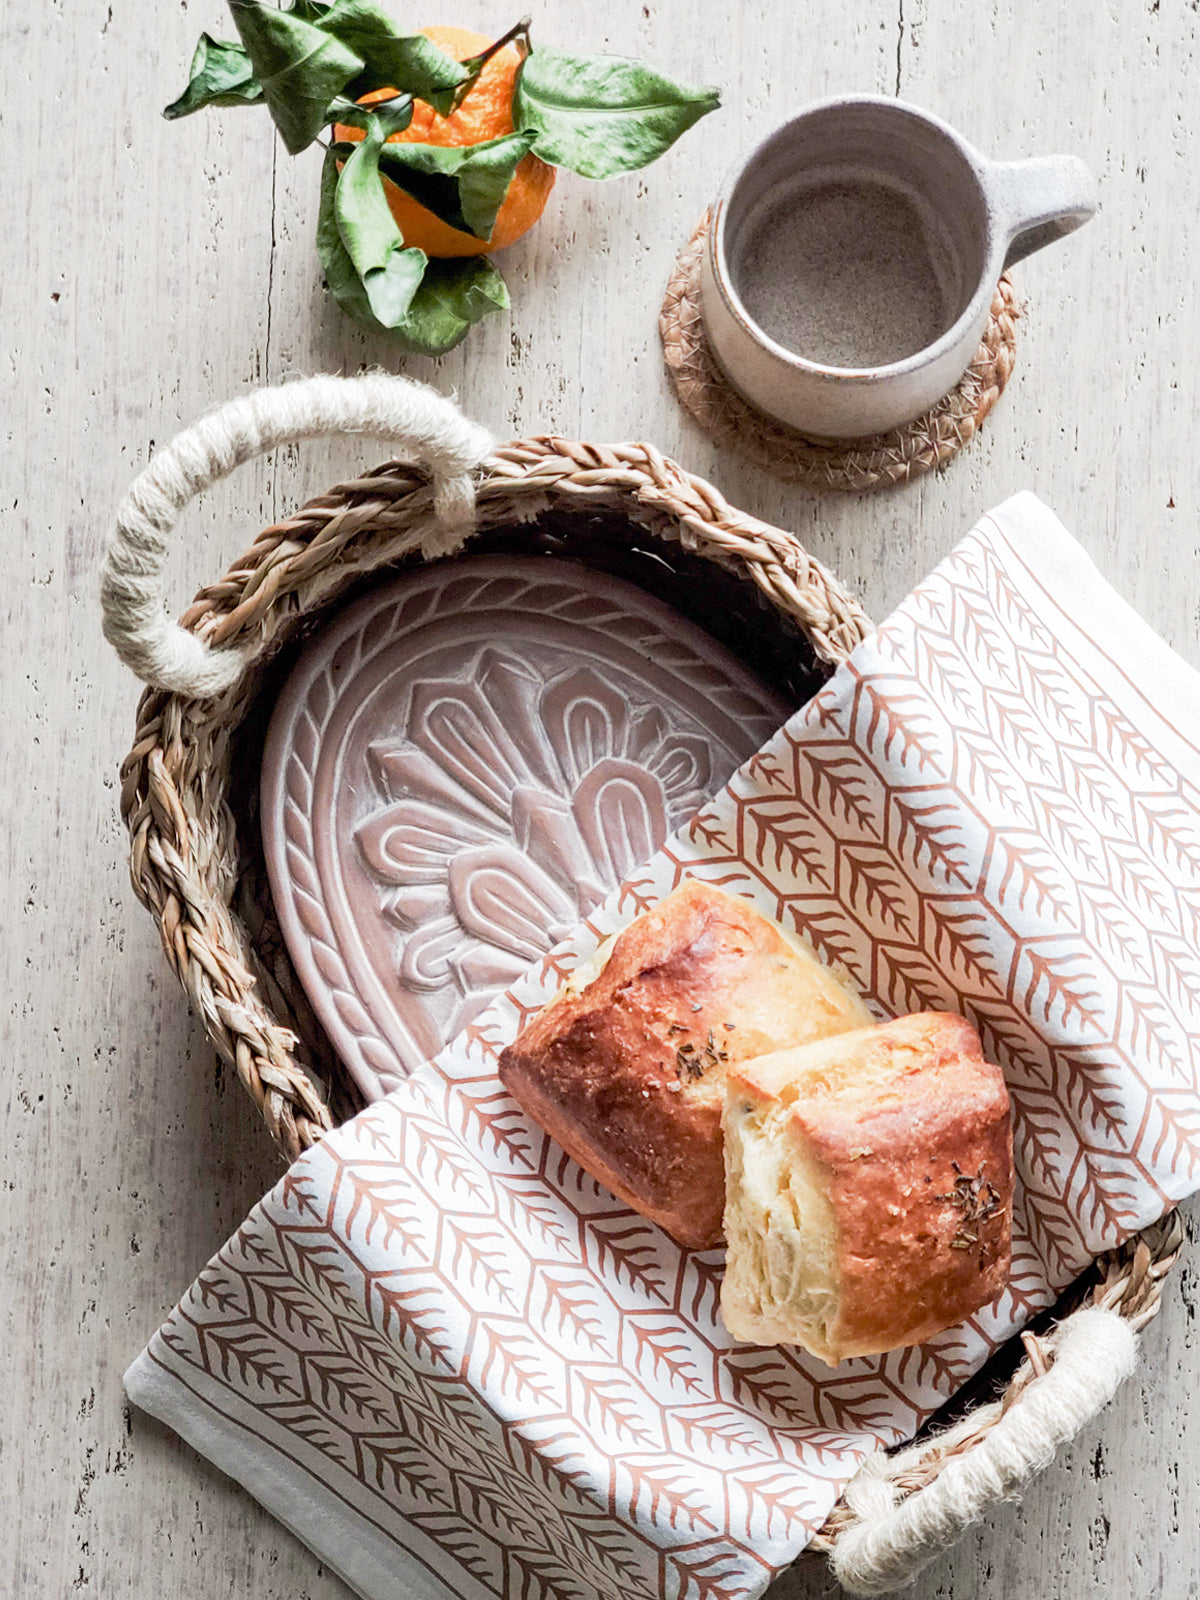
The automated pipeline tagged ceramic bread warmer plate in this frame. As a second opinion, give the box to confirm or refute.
[102,374,1180,1590]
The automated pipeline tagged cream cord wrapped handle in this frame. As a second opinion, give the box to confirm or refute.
[828,1307,1138,1595]
[101,374,494,697]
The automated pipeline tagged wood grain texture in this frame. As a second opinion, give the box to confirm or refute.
[1,1,1196,1597]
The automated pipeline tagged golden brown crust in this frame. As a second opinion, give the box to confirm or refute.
[498,880,870,1249]
[727,1012,1013,1360]
[816,1016,1011,1358]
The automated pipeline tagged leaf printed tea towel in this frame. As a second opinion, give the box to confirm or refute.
[126,493,1200,1600]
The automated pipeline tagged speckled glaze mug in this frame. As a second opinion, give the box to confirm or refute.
[700,96,1098,439]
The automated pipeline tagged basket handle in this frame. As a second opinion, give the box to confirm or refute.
[101,374,494,697]
[827,1305,1138,1596]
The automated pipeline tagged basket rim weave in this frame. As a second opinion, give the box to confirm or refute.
[116,433,1180,1560]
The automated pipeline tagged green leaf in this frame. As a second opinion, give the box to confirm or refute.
[229,0,363,154]
[312,0,467,112]
[377,130,536,241]
[330,91,413,137]
[334,121,427,326]
[318,145,509,352]
[395,256,510,355]
[514,45,719,179]
[163,33,263,118]
[317,142,383,330]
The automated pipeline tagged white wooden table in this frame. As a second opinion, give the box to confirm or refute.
[4,2,1198,1595]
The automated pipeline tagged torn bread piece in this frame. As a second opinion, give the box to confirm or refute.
[498,879,871,1249]
[721,1012,1013,1364]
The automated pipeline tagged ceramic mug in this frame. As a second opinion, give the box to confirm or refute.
[700,96,1098,439]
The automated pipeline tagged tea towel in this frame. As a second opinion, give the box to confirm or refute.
[126,492,1200,1600]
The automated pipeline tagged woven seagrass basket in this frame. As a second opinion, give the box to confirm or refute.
[104,375,1180,1594]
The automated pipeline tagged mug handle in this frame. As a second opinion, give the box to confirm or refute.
[990,154,1099,269]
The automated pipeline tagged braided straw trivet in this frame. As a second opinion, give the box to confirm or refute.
[660,210,1020,491]
[104,376,1181,1595]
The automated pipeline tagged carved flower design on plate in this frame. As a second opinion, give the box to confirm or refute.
[355,647,716,1032]
[263,556,788,1094]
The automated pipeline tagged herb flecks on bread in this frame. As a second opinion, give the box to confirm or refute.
[720,1012,1013,1364]
[498,880,870,1249]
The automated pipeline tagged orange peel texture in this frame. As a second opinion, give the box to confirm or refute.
[334,25,556,258]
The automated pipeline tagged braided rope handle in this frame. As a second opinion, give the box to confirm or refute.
[101,374,493,696]
[814,1212,1183,1594]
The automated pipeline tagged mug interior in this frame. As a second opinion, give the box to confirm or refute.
[723,101,990,372]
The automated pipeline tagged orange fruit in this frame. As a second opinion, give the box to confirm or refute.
[334,25,556,258]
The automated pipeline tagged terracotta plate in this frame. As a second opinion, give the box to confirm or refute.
[261,556,791,1100]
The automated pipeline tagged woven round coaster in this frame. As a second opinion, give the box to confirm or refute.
[660,210,1020,492]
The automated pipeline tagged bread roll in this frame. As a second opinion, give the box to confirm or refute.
[498,880,871,1249]
[721,1012,1012,1364]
